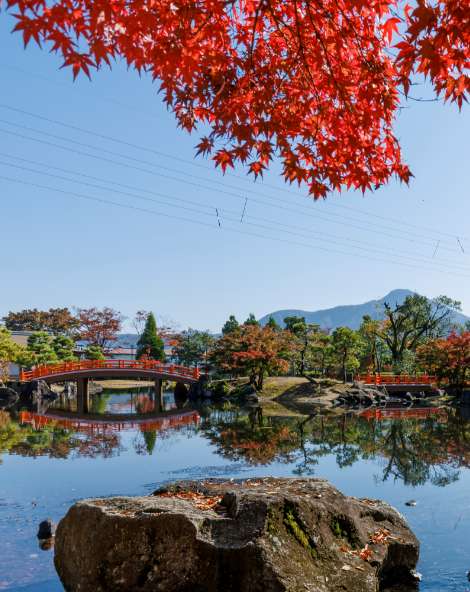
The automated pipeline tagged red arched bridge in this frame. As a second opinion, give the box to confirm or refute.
[19,360,201,413]
[20,359,200,384]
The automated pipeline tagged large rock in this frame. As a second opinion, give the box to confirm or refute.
[55,478,419,592]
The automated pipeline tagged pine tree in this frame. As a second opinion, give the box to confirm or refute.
[222,315,239,335]
[136,313,165,361]
[266,316,280,330]
[244,313,259,326]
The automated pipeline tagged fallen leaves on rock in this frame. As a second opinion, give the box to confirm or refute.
[359,545,373,561]
[157,491,222,511]
[370,528,391,545]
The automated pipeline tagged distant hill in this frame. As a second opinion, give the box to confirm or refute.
[114,333,139,348]
[259,289,469,331]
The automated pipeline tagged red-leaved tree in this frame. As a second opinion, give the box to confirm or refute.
[3,0,468,196]
[76,307,122,349]
[417,332,470,394]
[212,324,295,390]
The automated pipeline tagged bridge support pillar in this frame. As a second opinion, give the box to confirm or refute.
[77,378,90,414]
[154,379,163,413]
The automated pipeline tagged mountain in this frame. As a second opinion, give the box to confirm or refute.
[114,333,139,348]
[259,289,469,331]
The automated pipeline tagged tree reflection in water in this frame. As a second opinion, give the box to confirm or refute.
[0,409,122,460]
[0,408,201,462]
[2,405,470,487]
[199,406,470,487]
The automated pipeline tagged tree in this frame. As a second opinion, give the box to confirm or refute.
[372,294,461,366]
[359,316,389,374]
[212,325,294,390]
[173,329,214,369]
[0,327,27,383]
[76,307,122,349]
[417,332,470,394]
[266,316,280,331]
[3,308,79,335]
[4,1,467,197]
[244,313,259,327]
[136,313,165,361]
[306,333,334,377]
[26,332,58,366]
[132,310,149,336]
[331,327,363,382]
[222,315,239,335]
[84,344,105,360]
[52,335,76,361]
[284,316,320,375]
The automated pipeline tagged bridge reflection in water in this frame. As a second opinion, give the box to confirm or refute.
[19,409,200,435]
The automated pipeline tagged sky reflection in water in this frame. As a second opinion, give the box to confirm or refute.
[1,391,470,592]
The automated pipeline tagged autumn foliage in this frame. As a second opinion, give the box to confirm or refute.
[212,324,294,390]
[417,332,470,392]
[76,307,122,348]
[3,0,468,196]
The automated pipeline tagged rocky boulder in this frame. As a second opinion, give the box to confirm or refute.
[55,478,419,592]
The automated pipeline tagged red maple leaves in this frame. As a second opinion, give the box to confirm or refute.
[417,331,470,391]
[3,0,468,197]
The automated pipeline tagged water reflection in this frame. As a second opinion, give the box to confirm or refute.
[48,384,186,415]
[2,399,470,591]
[2,403,470,487]
[199,405,470,486]
[0,406,200,462]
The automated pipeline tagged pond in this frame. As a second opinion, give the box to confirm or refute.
[1,388,470,591]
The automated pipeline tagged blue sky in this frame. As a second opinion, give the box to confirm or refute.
[1,13,469,332]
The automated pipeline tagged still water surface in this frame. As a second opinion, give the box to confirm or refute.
[1,388,470,591]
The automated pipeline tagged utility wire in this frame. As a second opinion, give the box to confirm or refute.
[1,156,468,270]
[0,125,463,254]
[1,173,470,278]
[0,102,467,242]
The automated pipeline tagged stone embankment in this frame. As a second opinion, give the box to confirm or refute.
[55,477,419,592]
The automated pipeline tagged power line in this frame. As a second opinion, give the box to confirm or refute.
[1,173,470,278]
[1,155,468,270]
[0,104,467,244]
[240,198,248,223]
[0,124,464,254]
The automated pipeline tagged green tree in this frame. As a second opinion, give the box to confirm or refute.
[374,294,461,366]
[222,315,239,335]
[84,344,105,360]
[52,335,76,361]
[26,332,58,366]
[173,329,214,369]
[306,333,334,376]
[331,327,363,383]
[266,316,280,331]
[359,316,389,374]
[284,316,320,375]
[0,327,27,382]
[244,313,259,326]
[136,313,165,361]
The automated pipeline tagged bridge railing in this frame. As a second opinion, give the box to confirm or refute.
[356,373,437,385]
[19,359,200,382]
